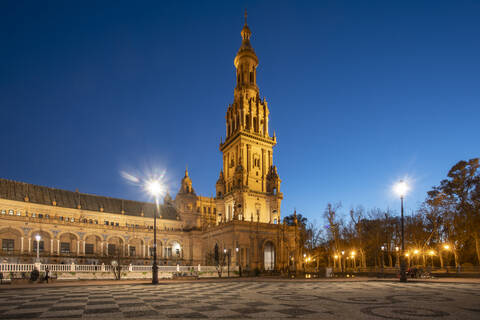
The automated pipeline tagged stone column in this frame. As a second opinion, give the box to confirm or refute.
[57,239,60,254]
[101,241,104,255]
[147,245,150,257]
[77,241,80,255]
[51,239,54,254]
[82,240,85,254]
[127,244,130,256]
[20,237,24,253]
[143,244,146,258]
[28,237,32,253]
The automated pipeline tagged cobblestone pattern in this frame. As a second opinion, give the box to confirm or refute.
[0,281,479,319]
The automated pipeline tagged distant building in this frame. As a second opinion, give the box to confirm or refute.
[0,17,298,272]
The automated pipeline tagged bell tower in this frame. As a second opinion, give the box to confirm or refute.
[216,12,283,224]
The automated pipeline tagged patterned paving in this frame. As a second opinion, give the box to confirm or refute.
[0,280,479,319]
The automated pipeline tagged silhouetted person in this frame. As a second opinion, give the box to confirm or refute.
[45,267,50,283]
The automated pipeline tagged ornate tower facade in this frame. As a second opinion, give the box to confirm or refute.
[216,15,283,224]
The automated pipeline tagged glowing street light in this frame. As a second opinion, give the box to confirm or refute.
[35,234,41,262]
[413,249,419,255]
[443,244,450,250]
[394,179,409,283]
[145,178,164,285]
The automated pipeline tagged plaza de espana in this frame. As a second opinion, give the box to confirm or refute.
[0,18,298,272]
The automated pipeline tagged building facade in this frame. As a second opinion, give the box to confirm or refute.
[0,18,298,272]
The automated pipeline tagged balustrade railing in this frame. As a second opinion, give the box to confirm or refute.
[0,263,233,274]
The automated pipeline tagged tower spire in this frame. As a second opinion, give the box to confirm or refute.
[244,9,248,25]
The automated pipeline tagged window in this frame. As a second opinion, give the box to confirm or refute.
[89,219,93,224]
[164,247,172,258]
[70,218,75,222]
[108,244,116,256]
[214,208,216,214]
[2,239,14,252]
[85,244,94,254]
[1,210,5,215]
[208,207,211,214]
[60,242,70,254]
[129,246,136,256]
[149,247,155,256]
[8,209,14,215]
[59,216,64,221]
[115,222,119,227]
[16,211,21,216]
[33,240,45,252]
[274,218,277,224]
[94,220,98,224]
[203,207,206,214]
[32,213,36,218]
[110,221,114,226]
[105,221,109,226]
[45,214,49,219]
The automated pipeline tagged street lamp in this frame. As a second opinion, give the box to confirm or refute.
[394,180,409,282]
[35,234,41,262]
[146,179,164,285]
[236,247,241,276]
[224,248,230,277]
[429,250,435,268]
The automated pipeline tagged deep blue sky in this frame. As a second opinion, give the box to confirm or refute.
[1,1,479,223]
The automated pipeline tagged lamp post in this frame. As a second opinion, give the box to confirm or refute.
[351,251,356,271]
[35,234,41,262]
[341,251,345,273]
[429,250,435,268]
[236,247,241,277]
[443,244,450,271]
[380,246,385,277]
[394,180,408,282]
[146,179,164,285]
[224,248,230,277]
[395,246,400,267]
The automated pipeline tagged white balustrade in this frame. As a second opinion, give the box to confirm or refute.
[0,263,226,274]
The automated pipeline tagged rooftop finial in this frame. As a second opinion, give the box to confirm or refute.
[185,166,189,177]
[244,8,248,25]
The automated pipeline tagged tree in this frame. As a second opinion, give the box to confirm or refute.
[435,158,480,263]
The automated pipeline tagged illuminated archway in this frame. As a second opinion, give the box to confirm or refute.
[264,241,275,271]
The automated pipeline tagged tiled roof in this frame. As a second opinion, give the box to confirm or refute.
[0,178,178,220]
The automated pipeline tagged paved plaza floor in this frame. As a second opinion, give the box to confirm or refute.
[0,279,479,319]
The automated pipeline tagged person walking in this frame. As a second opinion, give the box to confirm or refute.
[45,267,50,283]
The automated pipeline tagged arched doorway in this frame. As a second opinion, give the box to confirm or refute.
[264,241,275,271]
